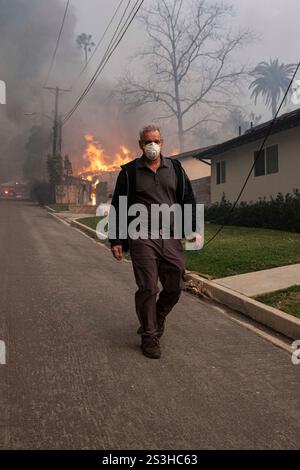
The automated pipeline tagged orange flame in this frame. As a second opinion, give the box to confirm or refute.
[78,134,133,206]
[79,134,132,175]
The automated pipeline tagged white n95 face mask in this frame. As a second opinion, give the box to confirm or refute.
[144,142,161,161]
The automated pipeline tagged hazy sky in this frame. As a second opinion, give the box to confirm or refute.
[58,0,299,153]
[1,0,300,181]
[65,0,300,131]
[70,0,299,78]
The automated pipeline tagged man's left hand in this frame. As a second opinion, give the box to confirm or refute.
[186,232,203,249]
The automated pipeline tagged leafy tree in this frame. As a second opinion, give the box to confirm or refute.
[249,58,296,118]
[47,153,63,203]
[228,108,262,134]
[76,33,95,66]
[30,180,51,206]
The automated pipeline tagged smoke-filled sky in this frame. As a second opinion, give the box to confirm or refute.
[72,0,299,69]
[0,0,299,182]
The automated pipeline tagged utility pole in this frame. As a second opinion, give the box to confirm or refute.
[43,86,71,203]
[43,86,71,157]
[58,114,63,156]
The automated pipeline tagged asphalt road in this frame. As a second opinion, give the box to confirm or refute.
[0,201,299,450]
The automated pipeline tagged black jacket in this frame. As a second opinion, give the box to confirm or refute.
[109,156,197,252]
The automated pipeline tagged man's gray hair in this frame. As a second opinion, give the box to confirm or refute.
[139,124,162,141]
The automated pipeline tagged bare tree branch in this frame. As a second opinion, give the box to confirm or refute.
[118,0,254,151]
[184,116,224,134]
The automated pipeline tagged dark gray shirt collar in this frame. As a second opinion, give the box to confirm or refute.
[137,155,169,170]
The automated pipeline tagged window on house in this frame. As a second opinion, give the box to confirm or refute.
[266,145,279,174]
[254,145,278,177]
[216,160,226,185]
[254,150,265,177]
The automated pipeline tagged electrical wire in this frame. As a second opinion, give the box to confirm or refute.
[63,0,137,124]
[44,0,70,87]
[63,0,144,125]
[71,0,126,89]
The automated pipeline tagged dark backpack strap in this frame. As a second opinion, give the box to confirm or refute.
[122,158,138,207]
[169,158,184,203]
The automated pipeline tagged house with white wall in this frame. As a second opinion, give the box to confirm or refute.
[172,148,212,205]
[176,108,300,205]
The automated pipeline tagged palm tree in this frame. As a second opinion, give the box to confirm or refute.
[249,58,296,117]
[76,33,95,67]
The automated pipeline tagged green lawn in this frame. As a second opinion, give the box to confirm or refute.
[77,216,102,230]
[255,286,300,319]
[49,203,69,212]
[76,218,300,279]
[184,224,300,278]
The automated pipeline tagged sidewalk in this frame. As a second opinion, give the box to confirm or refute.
[47,207,300,340]
[214,264,300,297]
[50,210,93,223]
[53,207,300,299]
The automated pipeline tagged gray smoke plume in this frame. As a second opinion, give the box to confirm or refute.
[0,0,144,183]
[0,0,79,181]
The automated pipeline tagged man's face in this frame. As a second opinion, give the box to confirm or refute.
[139,130,163,152]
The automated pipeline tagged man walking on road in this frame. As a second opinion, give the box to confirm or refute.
[109,125,201,359]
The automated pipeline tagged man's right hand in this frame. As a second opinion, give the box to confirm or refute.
[111,245,123,261]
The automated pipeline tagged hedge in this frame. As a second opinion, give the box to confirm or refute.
[205,190,300,233]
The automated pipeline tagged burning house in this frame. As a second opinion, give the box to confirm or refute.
[55,155,92,206]
[55,176,92,206]
[55,134,133,208]
[77,134,133,205]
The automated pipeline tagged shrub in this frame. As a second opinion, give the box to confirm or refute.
[205,190,300,232]
[30,180,51,206]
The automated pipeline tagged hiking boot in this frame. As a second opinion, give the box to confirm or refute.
[137,316,166,337]
[141,337,161,359]
[137,326,143,335]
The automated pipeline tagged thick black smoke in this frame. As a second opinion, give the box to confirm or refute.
[0,0,146,183]
[0,0,80,181]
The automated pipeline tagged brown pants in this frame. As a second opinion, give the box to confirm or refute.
[129,238,186,338]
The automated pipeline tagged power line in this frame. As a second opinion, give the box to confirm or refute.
[204,60,300,247]
[63,0,135,124]
[63,0,144,125]
[44,0,70,87]
[71,0,126,89]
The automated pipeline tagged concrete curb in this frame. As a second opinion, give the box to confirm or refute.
[70,219,99,239]
[70,219,133,261]
[45,205,55,212]
[49,210,300,341]
[185,272,300,340]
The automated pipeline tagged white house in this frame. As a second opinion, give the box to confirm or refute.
[179,108,300,204]
[172,148,212,205]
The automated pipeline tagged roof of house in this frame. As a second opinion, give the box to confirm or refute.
[173,107,300,161]
[171,145,213,161]
[0,181,17,186]
[64,175,92,185]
